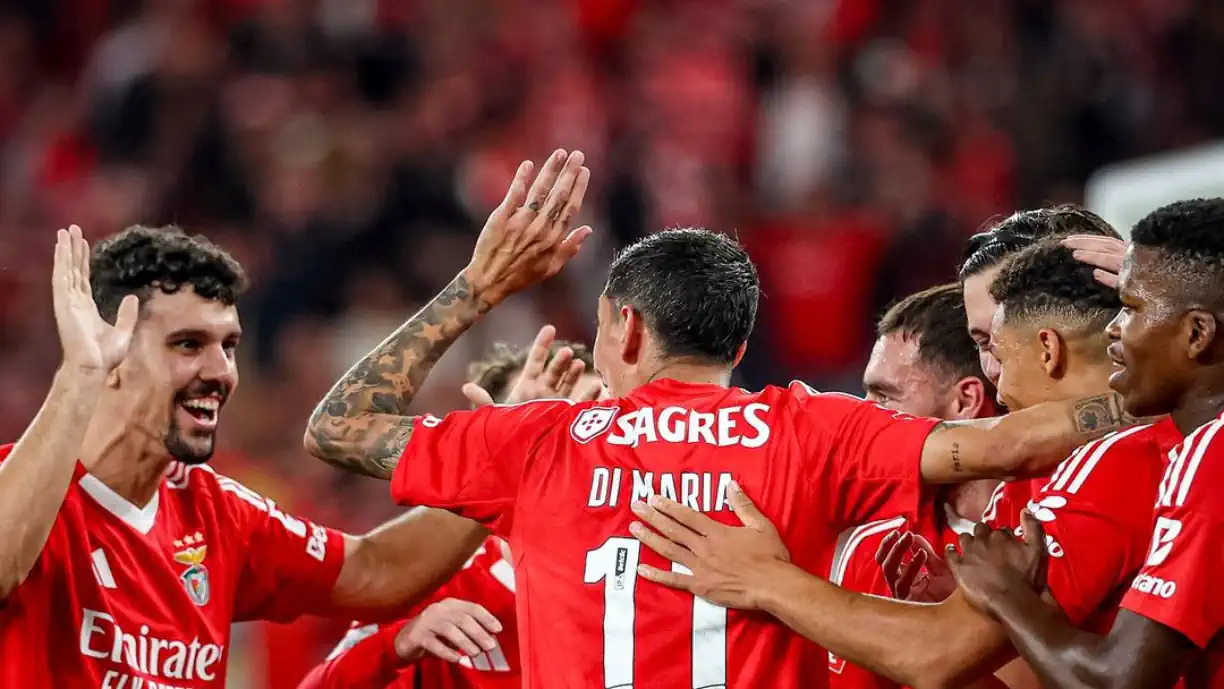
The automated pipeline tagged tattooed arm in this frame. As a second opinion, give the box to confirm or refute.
[304,150,593,479]
[919,392,1138,483]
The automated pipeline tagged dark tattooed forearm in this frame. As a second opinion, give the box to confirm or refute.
[305,274,490,479]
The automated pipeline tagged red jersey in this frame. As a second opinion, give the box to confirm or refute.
[827,505,974,688]
[0,444,346,688]
[303,536,520,689]
[1122,413,1224,687]
[983,420,1181,633]
[390,379,940,689]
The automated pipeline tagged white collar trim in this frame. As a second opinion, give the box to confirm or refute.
[78,474,160,535]
[944,503,977,536]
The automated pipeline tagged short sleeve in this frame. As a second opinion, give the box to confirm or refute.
[1027,428,1163,625]
[790,384,940,526]
[391,400,574,532]
[1122,420,1224,648]
[219,475,347,622]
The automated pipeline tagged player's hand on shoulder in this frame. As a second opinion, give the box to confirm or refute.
[462,149,593,306]
[876,530,957,603]
[394,597,504,665]
[52,225,139,374]
[630,482,790,610]
[947,511,1048,616]
[463,325,603,406]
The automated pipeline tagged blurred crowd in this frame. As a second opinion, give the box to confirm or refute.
[1,0,1222,682]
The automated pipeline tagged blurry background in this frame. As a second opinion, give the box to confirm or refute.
[1,0,1222,685]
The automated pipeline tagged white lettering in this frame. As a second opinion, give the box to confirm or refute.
[77,609,223,683]
[1132,573,1177,599]
[590,470,736,513]
[588,468,612,507]
[606,404,773,448]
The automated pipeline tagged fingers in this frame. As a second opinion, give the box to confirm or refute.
[573,377,604,402]
[53,229,71,291]
[636,563,697,593]
[555,358,586,398]
[894,553,924,599]
[462,382,496,407]
[630,520,694,565]
[1020,509,1046,553]
[644,494,713,536]
[453,613,501,652]
[875,530,900,566]
[113,295,141,338]
[631,500,701,548]
[727,481,769,530]
[1061,235,1126,255]
[538,151,586,229]
[421,635,463,663]
[945,543,963,568]
[520,149,568,216]
[69,225,88,293]
[520,325,557,380]
[553,165,590,237]
[876,532,909,590]
[491,161,534,225]
[1093,268,1119,289]
[556,225,593,264]
[542,346,575,391]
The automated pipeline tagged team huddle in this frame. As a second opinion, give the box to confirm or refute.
[3,148,1223,688]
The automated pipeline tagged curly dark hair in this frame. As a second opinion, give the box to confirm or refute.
[90,225,248,322]
[960,205,1121,279]
[989,238,1120,341]
[1131,198,1224,309]
[467,340,595,403]
[604,228,759,364]
[878,283,988,388]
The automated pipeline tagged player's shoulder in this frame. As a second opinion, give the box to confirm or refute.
[1158,413,1224,511]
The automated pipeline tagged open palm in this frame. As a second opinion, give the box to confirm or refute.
[53,226,139,372]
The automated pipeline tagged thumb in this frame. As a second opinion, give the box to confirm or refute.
[1020,509,1046,554]
[728,481,768,530]
[113,294,141,340]
[462,383,496,408]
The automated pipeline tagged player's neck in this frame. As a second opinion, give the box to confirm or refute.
[1170,379,1224,435]
[79,410,171,508]
[945,479,997,520]
[641,361,732,388]
[1053,364,1114,404]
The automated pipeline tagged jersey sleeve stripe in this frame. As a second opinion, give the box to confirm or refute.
[1047,442,1096,492]
[1175,420,1224,507]
[1160,422,1213,507]
[1065,424,1148,494]
[829,516,907,585]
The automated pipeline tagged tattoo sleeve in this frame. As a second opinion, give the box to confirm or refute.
[305,274,490,479]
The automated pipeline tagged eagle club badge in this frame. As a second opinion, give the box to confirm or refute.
[173,533,210,607]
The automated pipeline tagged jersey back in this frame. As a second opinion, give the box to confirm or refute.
[392,379,939,689]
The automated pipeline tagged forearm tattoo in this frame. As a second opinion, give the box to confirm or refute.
[307,275,489,479]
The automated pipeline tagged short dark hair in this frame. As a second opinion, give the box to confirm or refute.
[878,283,988,386]
[604,228,759,363]
[1130,198,1224,310]
[467,340,595,403]
[959,205,1121,279]
[91,225,248,321]
[989,238,1120,342]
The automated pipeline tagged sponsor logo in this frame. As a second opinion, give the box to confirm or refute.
[1146,517,1182,567]
[1131,573,1177,599]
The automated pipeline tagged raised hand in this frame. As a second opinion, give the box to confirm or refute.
[393,597,504,664]
[52,226,139,373]
[462,325,604,406]
[946,511,1048,616]
[463,150,593,307]
[1062,235,1126,289]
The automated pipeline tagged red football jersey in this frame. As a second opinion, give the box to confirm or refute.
[984,421,1181,633]
[305,535,520,689]
[1122,413,1224,686]
[391,379,940,688]
[827,505,974,688]
[0,444,346,688]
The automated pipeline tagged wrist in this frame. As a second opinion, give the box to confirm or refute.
[458,266,502,312]
[53,366,109,393]
[752,559,801,612]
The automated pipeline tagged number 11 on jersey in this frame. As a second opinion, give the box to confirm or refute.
[584,537,728,689]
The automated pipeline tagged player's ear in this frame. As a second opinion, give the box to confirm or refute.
[731,341,747,368]
[949,376,987,420]
[1037,328,1064,377]
[620,305,643,365]
[1185,310,1217,360]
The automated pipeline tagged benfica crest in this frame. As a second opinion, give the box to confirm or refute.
[173,534,210,607]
